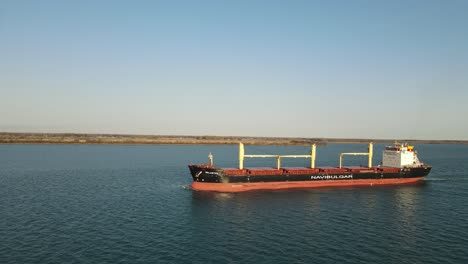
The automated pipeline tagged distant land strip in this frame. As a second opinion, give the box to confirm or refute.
[1,132,467,145]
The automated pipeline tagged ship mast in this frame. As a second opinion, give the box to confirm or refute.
[239,143,245,169]
[208,152,213,167]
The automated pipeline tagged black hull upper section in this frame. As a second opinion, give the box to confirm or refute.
[188,165,432,184]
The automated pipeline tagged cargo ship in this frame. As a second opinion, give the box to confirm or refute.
[188,143,431,192]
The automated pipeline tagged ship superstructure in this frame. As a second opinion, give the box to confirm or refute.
[382,143,423,168]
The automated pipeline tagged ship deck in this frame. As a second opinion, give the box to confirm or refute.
[222,166,401,176]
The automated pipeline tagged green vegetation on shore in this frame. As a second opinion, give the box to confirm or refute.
[0,132,467,145]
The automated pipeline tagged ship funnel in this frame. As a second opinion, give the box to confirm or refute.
[368,142,373,168]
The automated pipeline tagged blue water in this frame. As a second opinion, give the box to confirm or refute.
[1,144,468,263]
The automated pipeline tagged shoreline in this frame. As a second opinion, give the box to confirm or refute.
[1,132,467,145]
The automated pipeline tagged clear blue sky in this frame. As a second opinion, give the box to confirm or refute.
[1,0,467,139]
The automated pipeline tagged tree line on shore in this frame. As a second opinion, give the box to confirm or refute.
[0,132,466,145]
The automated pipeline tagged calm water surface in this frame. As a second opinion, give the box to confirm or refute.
[1,144,468,263]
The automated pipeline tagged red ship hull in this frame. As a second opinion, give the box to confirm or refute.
[191,177,424,192]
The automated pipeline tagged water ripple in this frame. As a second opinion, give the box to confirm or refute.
[1,144,468,263]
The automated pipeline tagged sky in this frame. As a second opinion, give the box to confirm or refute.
[1,0,467,140]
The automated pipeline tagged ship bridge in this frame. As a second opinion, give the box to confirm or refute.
[382,143,422,168]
